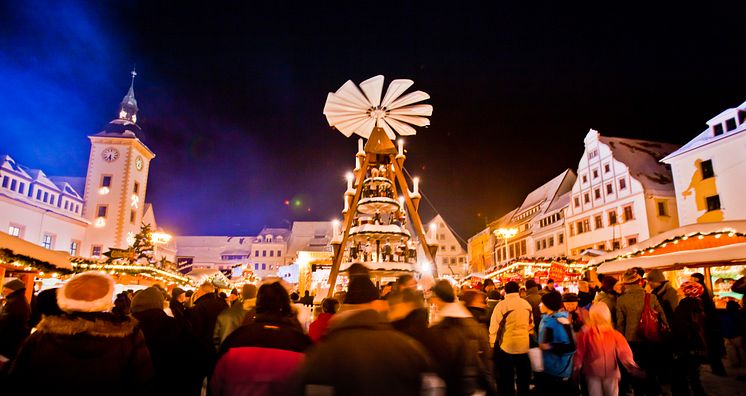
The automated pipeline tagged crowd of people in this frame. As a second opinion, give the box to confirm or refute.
[0,265,744,395]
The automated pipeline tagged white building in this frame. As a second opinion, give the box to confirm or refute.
[1,72,169,261]
[427,214,468,277]
[173,235,253,275]
[662,99,746,225]
[565,129,680,257]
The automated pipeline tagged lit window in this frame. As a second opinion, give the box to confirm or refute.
[706,195,721,212]
[41,234,53,249]
[8,225,21,237]
[70,240,80,256]
[92,245,102,257]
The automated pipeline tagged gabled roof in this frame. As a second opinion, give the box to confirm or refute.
[258,227,291,240]
[427,214,466,251]
[599,136,679,195]
[48,176,85,199]
[18,165,61,191]
[545,191,571,214]
[516,169,575,214]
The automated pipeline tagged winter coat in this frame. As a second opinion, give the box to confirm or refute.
[297,308,434,396]
[132,308,209,396]
[489,293,533,354]
[213,299,256,349]
[212,313,311,396]
[615,284,668,343]
[308,312,333,342]
[7,313,153,395]
[421,303,497,396]
[671,297,707,361]
[523,287,542,331]
[574,325,636,379]
[169,298,189,326]
[538,311,575,379]
[0,288,31,359]
[390,307,429,341]
[595,291,617,323]
[466,306,490,328]
[651,281,679,324]
[190,292,228,350]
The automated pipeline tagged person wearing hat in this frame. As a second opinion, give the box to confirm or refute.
[616,268,668,396]
[169,287,189,326]
[7,272,153,394]
[595,276,621,324]
[296,271,434,396]
[0,278,31,361]
[670,281,708,395]
[524,279,543,331]
[489,281,534,396]
[562,292,584,333]
[536,291,576,394]
[213,283,258,349]
[190,282,229,358]
[646,269,679,325]
[421,280,497,396]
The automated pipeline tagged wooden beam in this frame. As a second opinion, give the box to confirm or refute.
[327,155,371,298]
[390,155,438,278]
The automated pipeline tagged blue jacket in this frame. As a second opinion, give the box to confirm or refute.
[538,311,575,378]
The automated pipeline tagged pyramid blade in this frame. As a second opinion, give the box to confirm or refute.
[388,104,433,117]
[388,91,430,109]
[326,113,369,127]
[336,80,372,108]
[359,75,384,107]
[324,93,367,113]
[380,121,397,139]
[381,79,414,108]
[335,116,369,137]
[357,118,377,138]
[384,118,417,136]
[387,114,430,127]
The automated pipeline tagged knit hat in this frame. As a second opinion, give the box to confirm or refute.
[562,292,579,302]
[690,273,705,284]
[680,281,704,298]
[646,269,666,283]
[131,287,165,314]
[622,268,642,284]
[344,276,379,304]
[3,278,25,292]
[171,287,186,300]
[431,279,455,303]
[541,290,563,311]
[57,272,115,313]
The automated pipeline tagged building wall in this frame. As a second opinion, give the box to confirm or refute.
[429,215,468,276]
[467,227,493,274]
[0,198,88,255]
[667,132,746,225]
[531,209,568,258]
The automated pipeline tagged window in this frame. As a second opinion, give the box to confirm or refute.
[262,263,266,270]
[612,240,620,250]
[583,193,590,203]
[43,191,49,202]
[536,241,542,251]
[64,201,69,210]
[588,150,598,159]
[700,159,714,179]
[592,169,599,179]
[594,188,601,200]
[262,250,267,257]
[597,244,606,251]
[594,215,603,229]
[130,209,136,223]
[619,178,627,190]
[623,205,634,221]
[725,118,737,132]
[582,175,588,183]
[277,250,282,257]
[133,182,139,194]
[606,183,613,195]
[18,182,25,194]
[10,179,17,191]
[101,175,112,188]
[8,225,21,237]
[706,195,721,212]
[459,257,465,263]
[36,190,42,200]
[548,236,554,247]
[49,195,55,205]
[254,263,259,270]
[608,210,618,225]
[438,233,445,240]
[574,197,580,208]
[254,250,259,257]
[576,219,591,234]
[269,250,274,257]
[541,240,547,249]
[713,123,724,136]
[97,205,108,218]
[604,163,610,173]
[91,245,103,257]
[450,245,456,251]
[558,233,564,244]
[1,176,8,188]
[70,240,80,256]
[657,201,668,216]
[627,237,637,246]
[41,234,53,249]
[740,111,746,125]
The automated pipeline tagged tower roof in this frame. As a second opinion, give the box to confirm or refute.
[119,68,138,121]
[95,68,142,138]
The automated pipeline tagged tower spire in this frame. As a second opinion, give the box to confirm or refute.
[118,66,139,123]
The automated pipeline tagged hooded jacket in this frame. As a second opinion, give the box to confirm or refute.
[651,281,679,324]
[574,325,636,379]
[489,293,533,354]
[615,284,668,343]
[0,288,31,359]
[8,312,153,395]
[538,311,575,379]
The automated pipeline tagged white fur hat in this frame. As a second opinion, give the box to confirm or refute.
[57,271,115,313]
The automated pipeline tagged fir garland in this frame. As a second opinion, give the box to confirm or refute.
[0,248,74,274]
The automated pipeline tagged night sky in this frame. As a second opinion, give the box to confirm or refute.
[2,2,745,240]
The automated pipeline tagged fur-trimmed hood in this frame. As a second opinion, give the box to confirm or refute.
[37,314,138,338]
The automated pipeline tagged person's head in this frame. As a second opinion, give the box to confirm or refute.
[680,280,704,299]
[397,274,417,291]
[541,291,563,313]
[577,280,589,293]
[171,287,187,303]
[387,288,423,321]
[194,282,215,300]
[646,269,666,289]
[321,298,340,314]
[256,282,292,316]
[344,275,380,308]
[430,280,456,309]
[2,279,25,297]
[242,284,258,300]
[519,287,527,298]
[601,276,619,295]
[462,290,487,308]
[525,279,537,290]
[588,302,612,328]
[35,288,62,318]
[380,283,393,296]
[131,287,166,314]
[546,279,555,290]
[622,268,642,286]
[504,281,520,295]
[562,293,579,312]
[483,279,495,292]
[228,288,239,303]
[57,272,115,313]
[347,263,370,277]
[690,273,705,286]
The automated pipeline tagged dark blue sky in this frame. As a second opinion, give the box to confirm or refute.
[2,2,745,239]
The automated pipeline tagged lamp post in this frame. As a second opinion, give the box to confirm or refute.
[493,227,518,268]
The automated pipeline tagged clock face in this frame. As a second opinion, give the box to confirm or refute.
[101,147,120,162]
[135,156,144,171]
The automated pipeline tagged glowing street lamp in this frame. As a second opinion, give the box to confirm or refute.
[493,227,518,264]
[151,232,172,244]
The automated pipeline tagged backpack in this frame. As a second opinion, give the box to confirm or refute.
[637,293,667,343]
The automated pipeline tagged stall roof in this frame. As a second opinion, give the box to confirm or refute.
[0,231,72,270]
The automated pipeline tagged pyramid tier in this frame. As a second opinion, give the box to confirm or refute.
[348,223,410,243]
[357,196,400,214]
[340,261,415,273]
[363,176,393,188]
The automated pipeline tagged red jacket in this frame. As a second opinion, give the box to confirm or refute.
[574,326,636,379]
[309,313,333,342]
[211,347,304,396]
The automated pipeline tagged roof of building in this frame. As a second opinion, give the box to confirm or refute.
[258,227,291,239]
[286,221,333,256]
[48,176,85,198]
[515,169,575,216]
[545,190,571,214]
[598,135,679,195]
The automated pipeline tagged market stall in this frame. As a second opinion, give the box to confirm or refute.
[484,259,586,292]
[0,231,73,301]
[589,220,746,307]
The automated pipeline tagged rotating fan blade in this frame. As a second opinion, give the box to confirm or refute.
[381,79,414,108]
[326,113,370,127]
[335,116,370,137]
[379,121,397,139]
[357,118,377,138]
[335,80,373,108]
[388,104,433,117]
[324,93,368,114]
[387,114,430,127]
[359,75,384,107]
[384,118,417,136]
[388,91,430,110]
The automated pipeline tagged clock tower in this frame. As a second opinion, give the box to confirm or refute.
[82,69,156,257]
